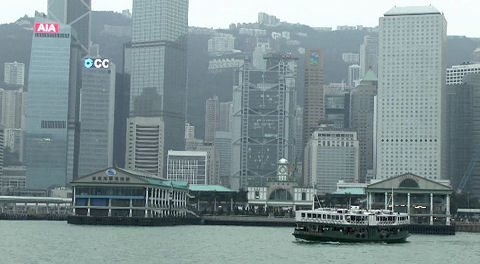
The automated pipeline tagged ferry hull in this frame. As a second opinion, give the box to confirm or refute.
[293,224,409,243]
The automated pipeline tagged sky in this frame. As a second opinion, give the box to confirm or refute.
[1,0,479,37]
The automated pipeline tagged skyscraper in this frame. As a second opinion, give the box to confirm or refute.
[376,6,447,180]
[359,35,378,78]
[47,0,91,183]
[129,0,188,174]
[4,62,25,86]
[26,17,72,189]
[303,50,324,149]
[232,53,297,189]
[77,56,116,177]
[204,96,219,143]
[350,70,377,183]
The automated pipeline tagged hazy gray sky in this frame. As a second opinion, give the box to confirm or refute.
[1,0,479,37]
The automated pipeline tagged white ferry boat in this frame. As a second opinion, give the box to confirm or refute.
[293,207,410,243]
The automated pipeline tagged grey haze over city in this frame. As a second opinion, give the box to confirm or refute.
[2,0,480,37]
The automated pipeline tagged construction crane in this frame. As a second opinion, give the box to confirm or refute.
[457,144,480,194]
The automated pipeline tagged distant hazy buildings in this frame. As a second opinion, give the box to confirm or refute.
[376,6,447,180]
[359,35,378,78]
[129,0,188,174]
[215,131,232,187]
[4,62,25,86]
[303,50,324,149]
[304,129,359,193]
[446,63,480,85]
[350,70,377,183]
[348,64,361,87]
[25,16,72,189]
[342,53,360,64]
[77,57,116,177]
[167,150,208,184]
[324,88,350,129]
[258,12,280,26]
[232,53,298,189]
[218,102,232,132]
[125,117,164,176]
[185,122,195,141]
[204,96,219,143]
[0,88,25,129]
[208,33,235,55]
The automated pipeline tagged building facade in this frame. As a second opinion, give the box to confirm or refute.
[71,168,189,218]
[166,151,208,184]
[359,35,378,78]
[305,129,359,193]
[232,53,297,189]
[350,70,377,183]
[129,0,188,173]
[215,131,232,187]
[125,117,164,176]
[376,6,447,180]
[446,63,480,85]
[347,64,361,87]
[303,50,324,150]
[204,95,219,143]
[447,73,480,197]
[78,58,116,177]
[4,61,25,86]
[26,17,72,189]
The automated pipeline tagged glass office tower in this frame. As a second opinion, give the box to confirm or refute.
[26,18,72,189]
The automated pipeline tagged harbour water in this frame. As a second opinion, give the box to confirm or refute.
[1,221,479,264]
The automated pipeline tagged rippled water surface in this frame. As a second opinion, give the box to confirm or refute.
[1,221,479,264]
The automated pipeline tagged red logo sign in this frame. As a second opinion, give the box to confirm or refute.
[34,23,59,33]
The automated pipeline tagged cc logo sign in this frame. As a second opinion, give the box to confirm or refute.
[84,58,110,69]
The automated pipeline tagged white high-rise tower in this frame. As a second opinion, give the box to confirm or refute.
[375,6,447,180]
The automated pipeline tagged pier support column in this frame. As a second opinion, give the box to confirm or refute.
[87,199,90,216]
[108,199,112,217]
[129,199,133,217]
[384,192,388,210]
[407,193,411,215]
[35,203,39,215]
[446,194,451,226]
[430,193,433,225]
[145,187,149,217]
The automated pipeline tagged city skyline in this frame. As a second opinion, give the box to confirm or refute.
[1,0,480,37]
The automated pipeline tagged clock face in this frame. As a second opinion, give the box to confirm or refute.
[279,166,287,174]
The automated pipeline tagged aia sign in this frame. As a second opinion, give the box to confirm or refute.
[34,23,59,33]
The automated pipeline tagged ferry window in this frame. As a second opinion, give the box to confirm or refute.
[340,216,343,220]
[327,215,331,219]
[301,192,306,200]
[322,214,326,219]
[301,213,305,217]
[312,214,317,218]
[307,213,312,218]
[255,191,260,199]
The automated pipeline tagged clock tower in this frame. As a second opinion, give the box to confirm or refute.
[277,158,289,181]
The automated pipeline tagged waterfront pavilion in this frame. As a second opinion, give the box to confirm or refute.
[366,173,452,225]
[71,168,189,218]
[188,184,236,214]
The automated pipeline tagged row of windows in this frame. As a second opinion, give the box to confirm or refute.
[41,120,66,129]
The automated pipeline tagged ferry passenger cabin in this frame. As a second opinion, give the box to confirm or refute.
[296,208,410,226]
[71,168,189,218]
